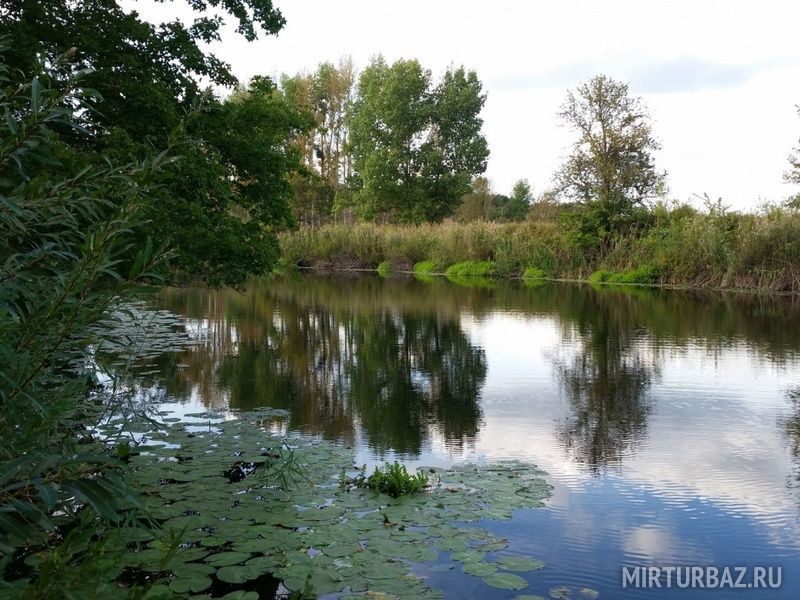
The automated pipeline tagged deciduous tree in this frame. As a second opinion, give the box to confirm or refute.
[555,75,665,241]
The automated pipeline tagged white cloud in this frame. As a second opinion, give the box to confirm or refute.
[132,0,800,208]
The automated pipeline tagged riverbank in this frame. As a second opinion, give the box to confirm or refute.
[279,211,800,293]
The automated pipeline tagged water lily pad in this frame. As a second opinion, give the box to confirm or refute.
[168,575,211,593]
[579,589,599,599]
[205,551,251,567]
[496,556,545,572]
[484,572,529,590]
[216,564,261,584]
[462,561,497,577]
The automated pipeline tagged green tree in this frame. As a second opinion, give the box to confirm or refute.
[494,179,531,221]
[281,59,355,226]
[455,176,494,222]
[0,0,300,285]
[555,75,666,243]
[349,57,488,223]
[0,49,174,595]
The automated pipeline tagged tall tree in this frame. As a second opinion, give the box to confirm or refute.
[495,179,532,221]
[455,177,494,222]
[348,57,488,223]
[555,75,665,240]
[281,59,355,226]
[0,0,300,285]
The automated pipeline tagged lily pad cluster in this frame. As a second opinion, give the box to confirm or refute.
[120,410,555,598]
[90,302,201,368]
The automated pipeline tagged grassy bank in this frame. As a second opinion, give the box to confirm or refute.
[279,206,800,292]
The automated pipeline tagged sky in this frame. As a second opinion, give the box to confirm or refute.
[132,0,800,210]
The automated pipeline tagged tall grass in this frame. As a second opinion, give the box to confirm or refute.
[280,208,800,292]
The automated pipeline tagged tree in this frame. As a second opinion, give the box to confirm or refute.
[787,106,800,208]
[494,179,531,221]
[555,75,666,241]
[281,59,355,225]
[0,0,300,285]
[455,177,494,222]
[348,58,488,223]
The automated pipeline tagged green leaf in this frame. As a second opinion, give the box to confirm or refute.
[483,572,529,590]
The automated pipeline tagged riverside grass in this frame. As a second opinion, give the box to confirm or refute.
[279,207,800,292]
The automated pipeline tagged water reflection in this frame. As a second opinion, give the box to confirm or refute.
[553,290,658,472]
[139,275,800,599]
[157,277,486,455]
[152,275,800,476]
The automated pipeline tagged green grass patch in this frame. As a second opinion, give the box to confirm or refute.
[589,266,658,285]
[607,265,658,285]
[588,269,613,283]
[522,267,547,280]
[413,260,438,274]
[376,261,392,277]
[445,260,496,278]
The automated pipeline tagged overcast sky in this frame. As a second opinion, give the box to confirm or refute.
[136,0,800,210]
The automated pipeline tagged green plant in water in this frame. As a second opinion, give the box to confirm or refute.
[365,462,429,498]
[413,260,438,274]
[607,265,658,284]
[258,445,310,491]
[588,269,613,283]
[522,267,547,280]
[445,260,496,277]
[376,260,392,277]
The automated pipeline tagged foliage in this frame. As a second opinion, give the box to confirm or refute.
[281,204,800,292]
[555,75,666,241]
[522,267,548,280]
[1,0,299,286]
[0,49,171,595]
[413,260,439,274]
[376,260,392,277]
[154,77,306,286]
[364,462,429,498]
[588,270,613,283]
[606,265,659,285]
[348,57,489,223]
[446,261,497,278]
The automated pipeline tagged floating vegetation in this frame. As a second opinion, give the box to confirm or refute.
[343,462,429,498]
[118,410,555,597]
[89,302,201,368]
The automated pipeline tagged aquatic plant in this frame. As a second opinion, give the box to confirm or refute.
[522,267,548,280]
[365,462,429,497]
[98,411,554,597]
[446,261,497,277]
[413,260,439,274]
[376,261,392,277]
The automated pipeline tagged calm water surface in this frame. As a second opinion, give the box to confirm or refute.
[144,274,800,599]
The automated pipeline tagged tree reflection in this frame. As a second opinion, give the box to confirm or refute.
[554,288,657,472]
[783,388,800,494]
[158,278,486,456]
